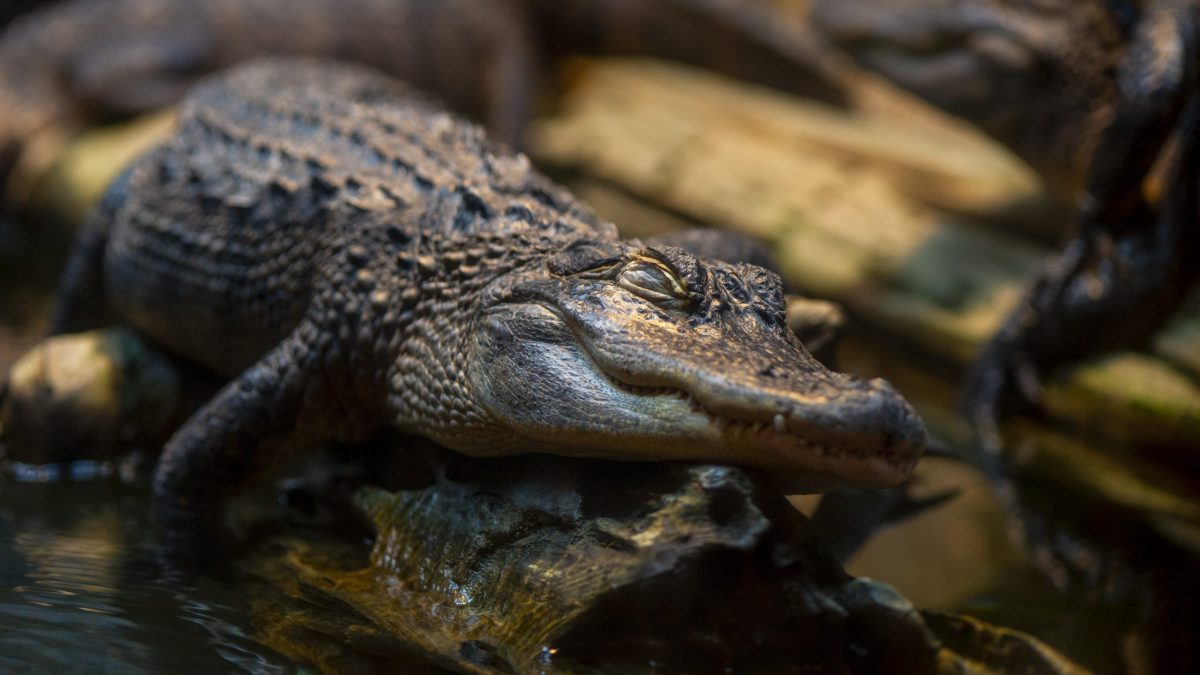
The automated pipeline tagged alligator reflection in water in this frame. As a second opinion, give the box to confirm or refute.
[0,479,292,673]
[0,436,1090,674]
[227,441,1087,674]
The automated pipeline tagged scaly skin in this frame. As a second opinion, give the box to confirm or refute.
[52,59,924,539]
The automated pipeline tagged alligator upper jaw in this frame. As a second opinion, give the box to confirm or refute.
[596,367,926,491]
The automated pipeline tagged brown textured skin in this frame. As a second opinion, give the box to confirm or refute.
[52,59,923,542]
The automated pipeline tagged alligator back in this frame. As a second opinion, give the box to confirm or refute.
[100,59,609,375]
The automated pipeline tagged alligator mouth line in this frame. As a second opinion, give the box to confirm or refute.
[494,300,770,428]
[496,300,914,468]
[600,369,839,451]
[598,367,922,475]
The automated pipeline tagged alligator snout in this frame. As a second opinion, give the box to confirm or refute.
[783,377,927,464]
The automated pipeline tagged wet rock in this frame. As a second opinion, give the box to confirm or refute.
[238,446,1084,674]
[0,328,183,464]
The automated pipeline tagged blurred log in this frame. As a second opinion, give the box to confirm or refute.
[0,328,180,464]
[22,109,175,226]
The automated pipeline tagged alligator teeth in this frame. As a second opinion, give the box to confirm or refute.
[605,372,800,439]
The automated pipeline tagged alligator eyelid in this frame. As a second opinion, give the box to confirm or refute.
[617,279,672,302]
[618,265,693,313]
[573,262,620,278]
[626,258,688,297]
[636,250,684,276]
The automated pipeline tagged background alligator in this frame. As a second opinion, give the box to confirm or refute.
[51,58,924,545]
[806,0,1200,446]
[809,0,1133,199]
[0,0,851,192]
[0,0,1148,197]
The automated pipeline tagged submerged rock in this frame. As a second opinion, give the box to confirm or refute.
[238,445,1084,674]
[0,328,181,464]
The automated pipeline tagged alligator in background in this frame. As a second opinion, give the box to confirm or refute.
[809,0,1200,448]
[0,0,1165,199]
[810,0,1131,199]
[0,0,855,189]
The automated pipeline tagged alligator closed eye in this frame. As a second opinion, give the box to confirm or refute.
[618,257,691,310]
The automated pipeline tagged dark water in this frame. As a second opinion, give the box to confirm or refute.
[0,474,297,674]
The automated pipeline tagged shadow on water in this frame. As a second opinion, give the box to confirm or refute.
[0,477,295,673]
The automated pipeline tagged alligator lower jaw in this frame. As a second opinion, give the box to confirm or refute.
[600,370,918,482]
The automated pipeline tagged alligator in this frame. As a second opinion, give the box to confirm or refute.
[0,0,1164,200]
[955,0,1200,440]
[806,0,1153,200]
[49,58,925,539]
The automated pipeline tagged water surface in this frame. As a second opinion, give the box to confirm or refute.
[0,476,297,673]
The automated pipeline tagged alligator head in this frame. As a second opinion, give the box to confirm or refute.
[467,239,925,491]
[810,0,1126,194]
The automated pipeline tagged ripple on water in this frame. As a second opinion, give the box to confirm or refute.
[0,475,295,673]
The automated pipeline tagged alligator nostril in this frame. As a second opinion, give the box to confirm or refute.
[759,363,792,379]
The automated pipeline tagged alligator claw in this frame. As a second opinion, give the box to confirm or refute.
[964,337,1045,426]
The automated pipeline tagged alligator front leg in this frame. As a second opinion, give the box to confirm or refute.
[964,0,1200,450]
[153,319,378,564]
